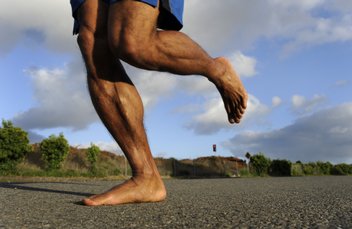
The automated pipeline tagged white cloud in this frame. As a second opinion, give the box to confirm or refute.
[3,0,351,144]
[268,0,324,10]
[292,95,306,107]
[0,1,351,57]
[177,76,217,97]
[27,131,45,144]
[183,0,352,55]
[126,67,178,109]
[229,52,257,78]
[273,0,352,55]
[272,96,283,107]
[223,103,352,164]
[242,95,271,125]
[328,0,352,13]
[0,0,75,55]
[291,94,326,115]
[77,141,123,155]
[184,1,295,53]
[186,94,270,135]
[11,60,180,131]
[185,97,228,135]
[12,61,98,130]
[334,80,350,87]
[282,17,352,55]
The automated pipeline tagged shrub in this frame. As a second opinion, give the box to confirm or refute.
[291,163,304,176]
[239,168,251,177]
[40,134,69,171]
[331,163,351,175]
[316,161,333,175]
[302,162,318,175]
[87,143,100,174]
[269,159,292,176]
[0,120,32,171]
[250,153,271,176]
[87,143,100,165]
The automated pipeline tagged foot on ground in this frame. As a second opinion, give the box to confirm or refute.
[212,57,248,124]
[82,175,166,206]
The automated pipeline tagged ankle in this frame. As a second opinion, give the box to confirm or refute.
[207,57,227,83]
[131,173,165,189]
[132,169,161,179]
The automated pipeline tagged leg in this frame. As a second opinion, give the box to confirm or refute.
[108,0,248,123]
[76,0,166,205]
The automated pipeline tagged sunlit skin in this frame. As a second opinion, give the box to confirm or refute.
[76,0,248,206]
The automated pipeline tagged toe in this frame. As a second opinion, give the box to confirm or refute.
[234,100,244,119]
[239,103,245,114]
[227,100,243,124]
[223,97,236,124]
[229,101,238,124]
[241,95,248,109]
[228,111,236,124]
[235,103,243,119]
[83,198,98,206]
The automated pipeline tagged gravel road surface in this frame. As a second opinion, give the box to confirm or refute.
[0,176,351,228]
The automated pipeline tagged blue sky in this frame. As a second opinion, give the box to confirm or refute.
[1,0,352,163]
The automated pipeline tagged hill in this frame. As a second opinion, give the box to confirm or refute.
[17,145,246,178]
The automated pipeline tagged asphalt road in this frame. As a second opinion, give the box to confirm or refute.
[0,176,351,228]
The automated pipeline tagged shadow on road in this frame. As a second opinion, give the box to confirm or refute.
[0,182,93,197]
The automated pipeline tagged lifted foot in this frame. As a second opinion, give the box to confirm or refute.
[212,57,248,124]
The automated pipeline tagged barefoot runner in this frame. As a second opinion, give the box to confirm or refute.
[70,0,248,206]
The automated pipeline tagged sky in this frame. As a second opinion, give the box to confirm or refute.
[1,0,352,163]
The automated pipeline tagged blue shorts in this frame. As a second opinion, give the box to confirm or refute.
[70,0,184,35]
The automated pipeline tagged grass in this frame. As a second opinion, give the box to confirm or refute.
[0,148,126,179]
[1,146,249,179]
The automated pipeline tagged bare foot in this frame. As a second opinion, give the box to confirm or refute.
[211,57,248,124]
[83,175,166,206]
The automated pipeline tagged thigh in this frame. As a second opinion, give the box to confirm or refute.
[77,0,109,36]
[77,1,129,82]
[107,0,160,44]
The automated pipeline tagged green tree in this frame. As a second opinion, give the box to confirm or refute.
[0,120,32,171]
[250,153,271,176]
[87,143,100,174]
[40,134,69,170]
[303,162,319,175]
[316,161,333,175]
[331,163,351,175]
[269,159,292,176]
[291,163,304,176]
